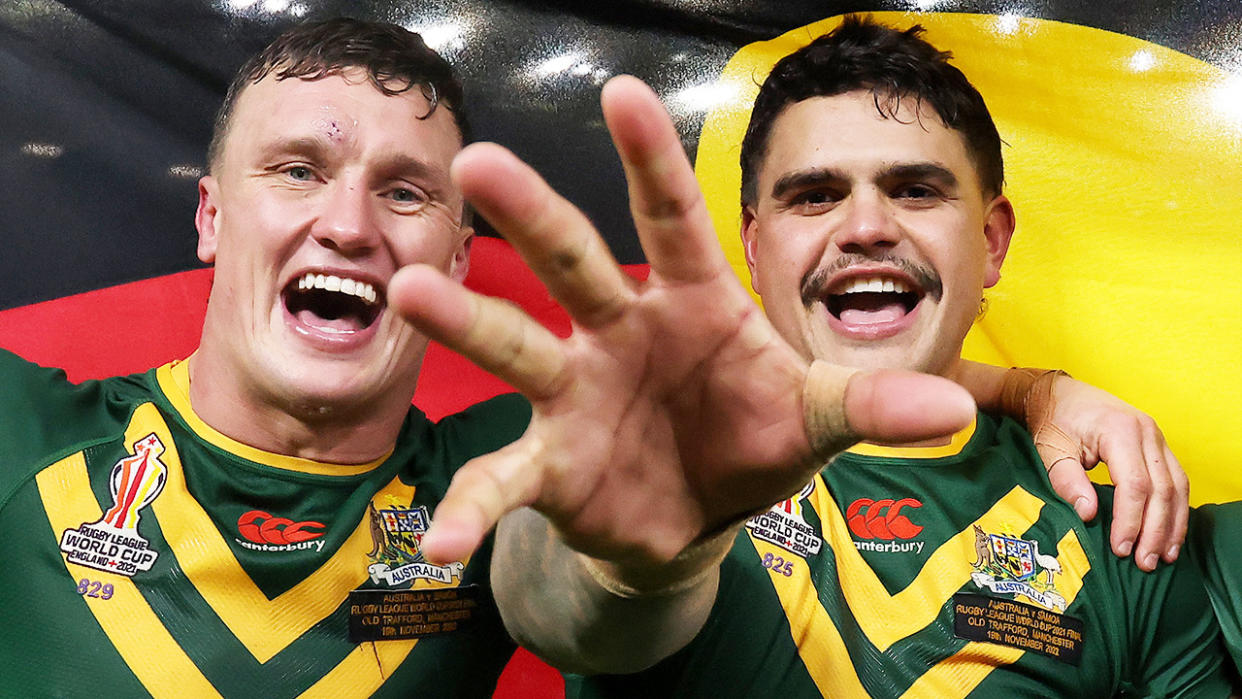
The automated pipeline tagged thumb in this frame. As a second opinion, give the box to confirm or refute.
[804,363,976,459]
[1045,458,1099,522]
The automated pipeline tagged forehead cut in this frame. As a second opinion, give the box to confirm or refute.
[215,68,462,173]
[217,70,459,171]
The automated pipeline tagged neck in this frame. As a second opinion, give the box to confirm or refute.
[186,354,413,465]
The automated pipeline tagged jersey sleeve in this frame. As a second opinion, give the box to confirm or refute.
[431,392,532,472]
[0,349,151,500]
[1099,489,1234,697]
[0,350,92,495]
[1188,502,1242,684]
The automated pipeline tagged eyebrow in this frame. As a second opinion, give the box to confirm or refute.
[769,162,959,199]
[257,136,332,165]
[771,167,847,200]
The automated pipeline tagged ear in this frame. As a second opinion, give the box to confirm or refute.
[740,204,762,294]
[195,176,221,264]
[448,227,474,283]
[981,195,1015,288]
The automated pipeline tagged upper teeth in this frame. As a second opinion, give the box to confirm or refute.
[840,277,911,294]
[297,273,378,304]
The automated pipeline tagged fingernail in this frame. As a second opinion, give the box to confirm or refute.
[1073,497,1091,519]
[1167,544,1180,561]
[1117,540,1133,557]
[1143,553,1159,570]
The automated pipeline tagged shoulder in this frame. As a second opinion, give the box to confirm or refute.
[396,393,531,477]
[0,349,156,501]
[431,393,532,451]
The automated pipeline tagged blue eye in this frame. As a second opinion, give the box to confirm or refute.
[389,186,429,207]
[287,166,313,180]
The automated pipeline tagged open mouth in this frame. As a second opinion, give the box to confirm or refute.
[826,275,922,326]
[283,272,383,333]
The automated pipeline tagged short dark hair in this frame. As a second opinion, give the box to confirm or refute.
[207,17,469,172]
[740,15,1003,206]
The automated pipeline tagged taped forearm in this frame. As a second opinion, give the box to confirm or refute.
[947,359,1010,413]
[491,508,724,675]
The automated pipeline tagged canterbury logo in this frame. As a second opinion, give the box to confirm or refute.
[846,498,924,540]
[238,510,326,545]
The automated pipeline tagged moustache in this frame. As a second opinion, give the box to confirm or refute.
[800,254,942,306]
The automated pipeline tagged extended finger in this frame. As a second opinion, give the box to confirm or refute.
[452,142,635,329]
[1098,428,1151,562]
[389,264,569,400]
[1131,427,1179,571]
[1160,442,1190,563]
[420,438,547,564]
[600,75,728,284]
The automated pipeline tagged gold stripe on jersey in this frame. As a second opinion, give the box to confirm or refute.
[750,480,1091,697]
[826,484,1045,650]
[300,639,417,697]
[899,530,1090,697]
[36,450,223,698]
[39,402,439,695]
[118,402,420,662]
[846,418,977,459]
[157,358,392,476]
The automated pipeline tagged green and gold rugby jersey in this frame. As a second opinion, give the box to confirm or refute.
[1188,502,1242,678]
[568,413,1231,698]
[0,349,531,697]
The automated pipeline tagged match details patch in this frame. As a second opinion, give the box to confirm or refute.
[953,592,1084,665]
[58,433,166,577]
[348,586,482,641]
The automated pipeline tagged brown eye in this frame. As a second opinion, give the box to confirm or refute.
[789,188,841,211]
[895,184,937,199]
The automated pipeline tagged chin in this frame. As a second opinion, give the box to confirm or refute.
[266,363,374,412]
[814,343,935,374]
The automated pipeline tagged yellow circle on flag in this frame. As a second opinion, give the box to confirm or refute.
[696,12,1242,503]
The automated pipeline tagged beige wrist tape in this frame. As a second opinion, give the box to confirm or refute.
[999,368,1082,471]
[999,367,1069,424]
[802,360,860,461]
[579,524,741,599]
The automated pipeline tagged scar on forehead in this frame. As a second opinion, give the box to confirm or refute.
[312,108,356,143]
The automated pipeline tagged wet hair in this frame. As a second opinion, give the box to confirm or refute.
[207,17,469,172]
[740,15,1003,205]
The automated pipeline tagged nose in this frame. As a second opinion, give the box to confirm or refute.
[832,188,900,254]
[312,178,379,256]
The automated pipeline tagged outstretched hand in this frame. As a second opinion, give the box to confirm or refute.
[391,76,975,568]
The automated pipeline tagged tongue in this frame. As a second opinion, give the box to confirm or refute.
[838,297,907,326]
[296,309,364,333]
